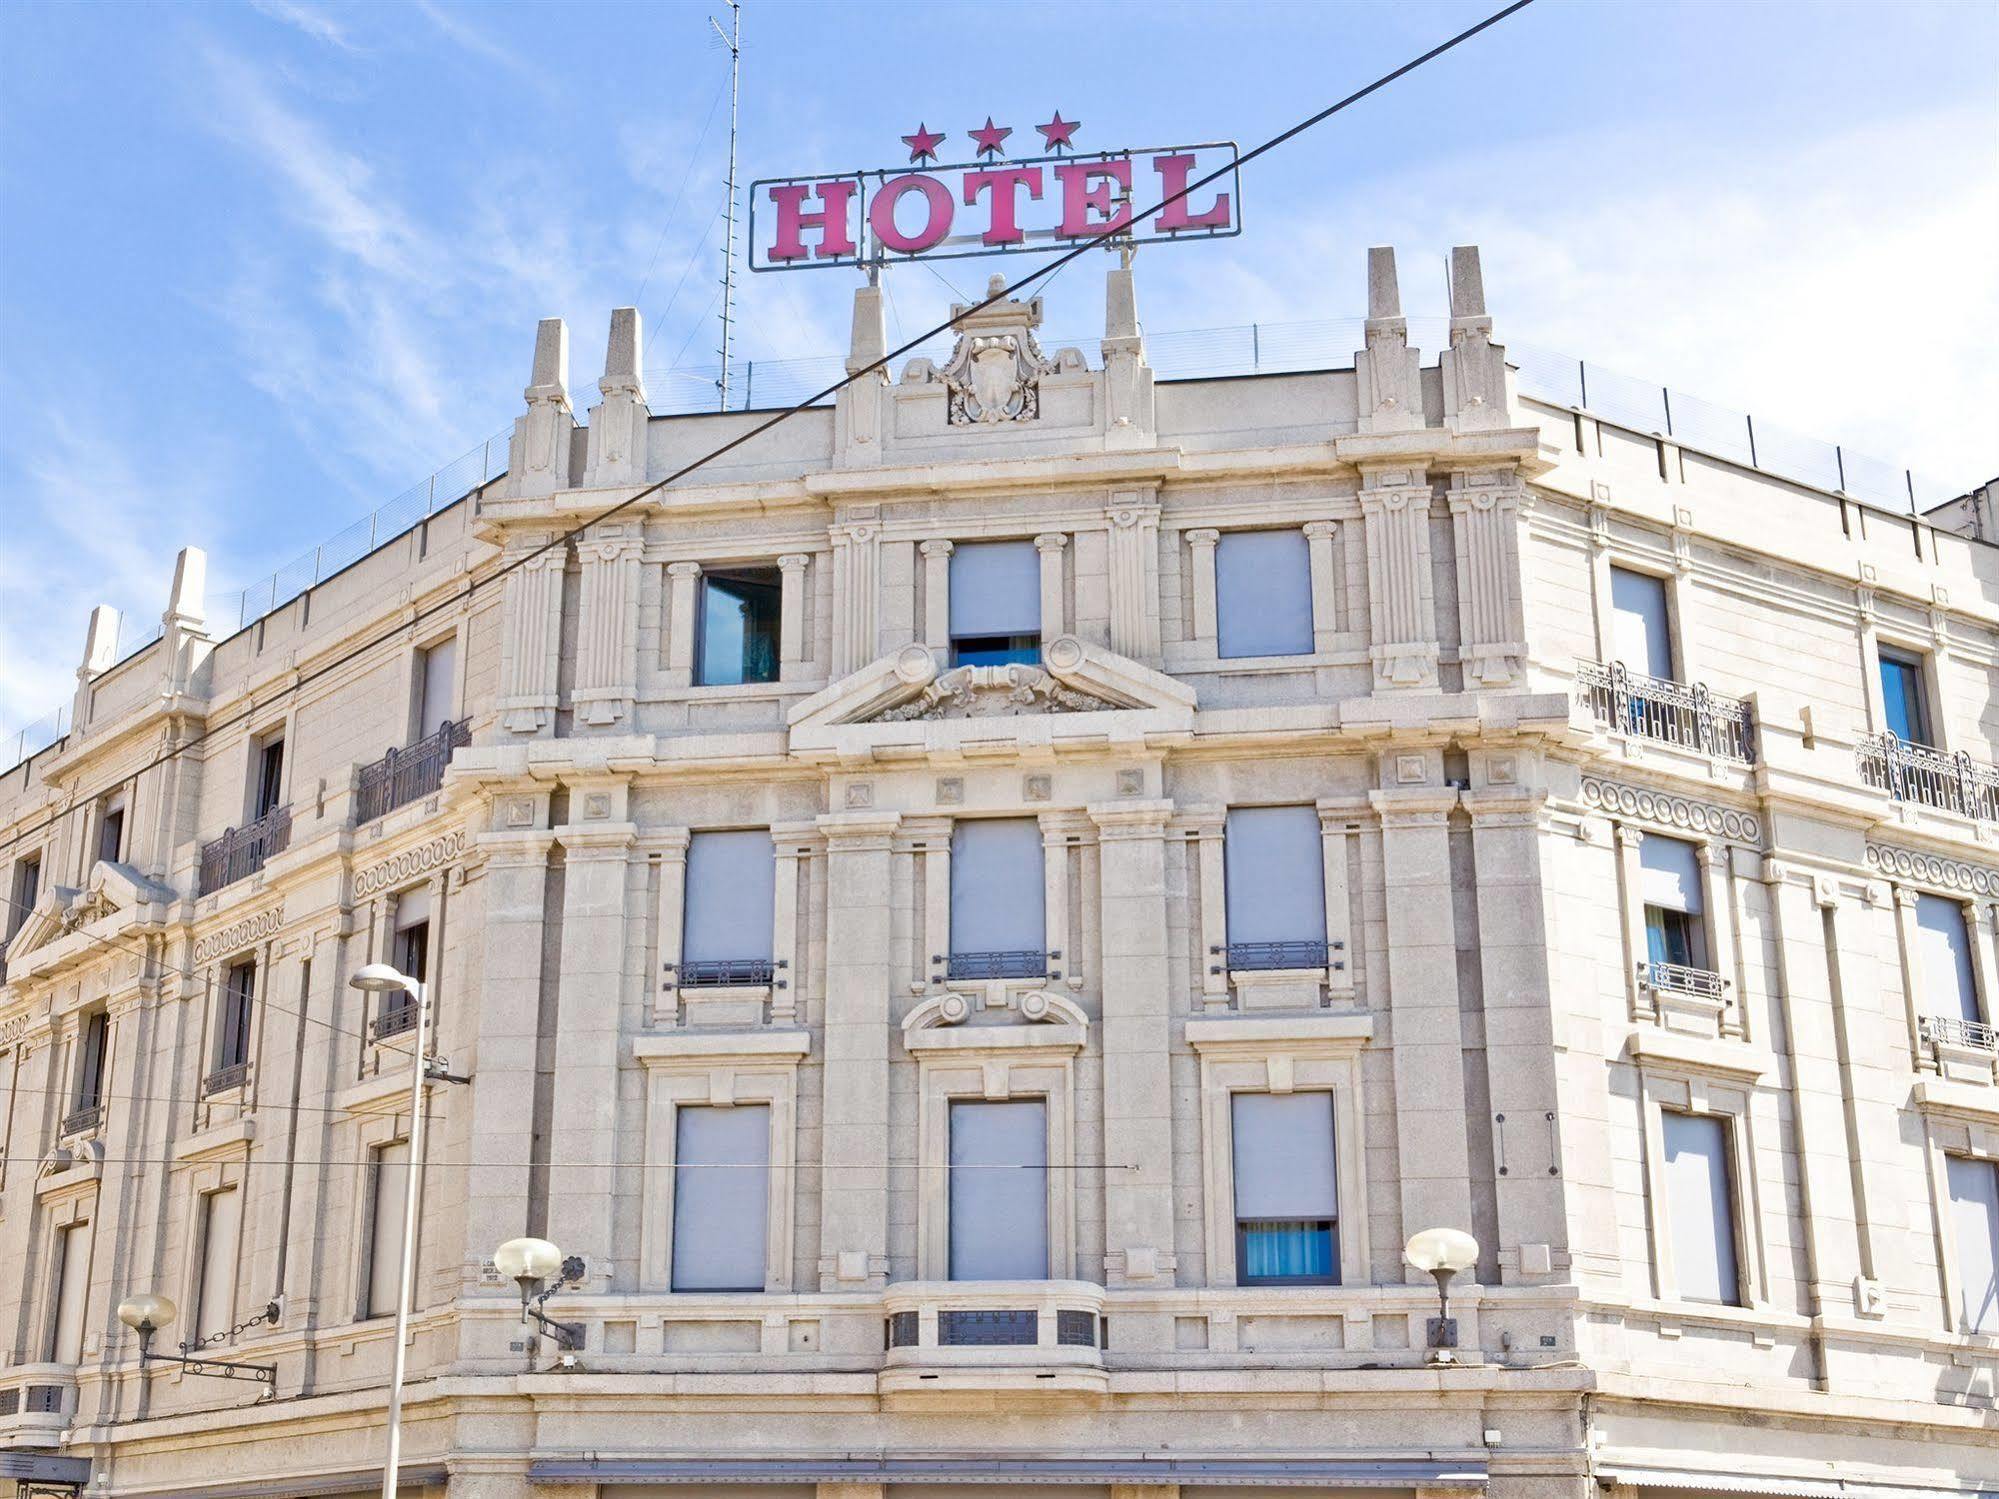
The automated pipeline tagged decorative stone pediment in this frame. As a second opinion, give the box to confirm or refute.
[5,861,178,980]
[878,662,1115,722]
[903,987,1088,1055]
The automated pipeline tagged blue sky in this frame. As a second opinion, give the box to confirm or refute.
[1,0,1994,731]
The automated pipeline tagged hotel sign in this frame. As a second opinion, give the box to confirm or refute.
[751,114,1240,271]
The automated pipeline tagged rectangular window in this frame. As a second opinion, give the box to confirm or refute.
[365,1139,411,1319]
[1217,530,1314,658]
[949,540,1041,667]
[1661,1111,1741,1306]
[48,1221,91,1364]
[1231,1091,1339,1285]
[214,960,255,1075]
[1610,566,1674,681]
[73,1010,108,1113]
[1947,1156,1999,1334]
[1639,834,1708,970]
[7,852,39,941]
[1223,805,1327,968]
[670,1104,771,1291]
[195,1187,242,1343]
[696,568,782,687]
[948,819,1045,978]
[948,1098,1047,1280]
[1916,894,1981,1024]
[393,888,431,986]
[417,637,458,739]
[253,735,286,820]
[1878,648,1931,746]
[96,793,126,866]
[682,830,775,985]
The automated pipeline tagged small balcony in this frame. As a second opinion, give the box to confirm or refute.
[943,949,1057,982]
[1221,939,1333,973]
[202,1061,250,1097]
[1640,960,1727,1002]
[879,1280,1107,1406]
[355,718,471,825]
[1577,661,1756,764]
[59,1103,103,1139]
[674,957,776,988]
[1921,1014,1999,1085]
[371,1000,418,1042]
[0,1364,79,1447]
[198,806,292,897]
[1857,733,1999,823]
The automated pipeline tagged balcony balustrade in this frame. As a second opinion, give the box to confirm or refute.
[672,957,777,988]
[202,1062,250,1097]
[880,1280,1107,1404]
[1577,661,1756,764]
[355,718,470,825]
[1856,733,1999,823]
[59,1104,102,1139]
[944,949,1056,982]
[1220,939,1333,973]
[1639,960,1728,1003]
[0,1365,77,1447]
[197,806,292,897]
[371,1001,418,1042]
[1922,1014,1999,1056]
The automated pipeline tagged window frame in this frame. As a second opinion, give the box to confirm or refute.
[250,729,287,822]
[1635,1065,1765,1311]
[1606,562,1678,682]
[95,791,127,867]
[947,539,1042,669]
[1944,1152,1999,1336]
[1214,528,1315,661]
[72,1008,109,1115]
[361,1136,413,1321]
[213,959,257,1076]
[946,817,1047,978]
[1876,643,1935,747]
[1229,1089,1341,1287]
[46,1217,93,1365]
[693,565,784,688]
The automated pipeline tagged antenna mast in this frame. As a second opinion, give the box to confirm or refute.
[713,1,742,412]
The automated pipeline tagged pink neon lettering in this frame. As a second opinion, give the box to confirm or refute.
[868,174,954,254]
[963,166,1044,246]
[1054,159,1132,239]
[766,180,859,262]
[1152,154,1231,232]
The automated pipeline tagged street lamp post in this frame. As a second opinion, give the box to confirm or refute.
[1404,1227,1481,1365]
[349,961,429,1499]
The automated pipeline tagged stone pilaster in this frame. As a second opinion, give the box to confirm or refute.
[1613,824,1651,1021]
[816,811,899,1290]
[572,525,643,727]
[663,561,702,689]
[778,553,812,680]
[1105,495,1161,665]
[919,539,952,652]
[1035,532,1068,640]
[1357,471,1439,690]
[648,829,690,1025]
[830,521,881,679]
[1184,529,1220,650]
[496,534,567,736]
[1304,520,1340,652]
[1089,799,1178,1286]
[1448,472,1527,687]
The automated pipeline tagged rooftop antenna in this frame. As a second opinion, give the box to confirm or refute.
[711,1,742,411]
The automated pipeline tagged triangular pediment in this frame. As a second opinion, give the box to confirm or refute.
[787,636,1195,756]
[4,860,178,979]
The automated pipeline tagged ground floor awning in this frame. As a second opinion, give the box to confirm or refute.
[1597,1464,1995,1499]
[528,1456,1490,1488]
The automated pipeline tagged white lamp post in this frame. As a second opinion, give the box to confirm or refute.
[1404,1226,1480,1363]
[494,1236,584,1355]
[349,961,427,1499]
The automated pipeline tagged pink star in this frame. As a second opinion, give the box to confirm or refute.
[901,122,945,165]
[968,117,1011,159]
[1035,112,1080,152]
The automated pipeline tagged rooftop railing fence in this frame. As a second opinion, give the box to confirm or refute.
[0,317,1978,777]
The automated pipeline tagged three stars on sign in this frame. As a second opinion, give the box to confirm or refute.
[900,114,1081,165]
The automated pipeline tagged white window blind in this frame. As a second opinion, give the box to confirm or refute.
[1224,806,1326,946]
[1216,530,1314,658]
[683,830,776,964]
[419,637,458,738]
[1610,567,1674,680]
[49,1222,91,1364]
[196,1188,242,1342]
[1231,1092,1337,1219]
[1662,1112,1739,1305]
[671,1104,771,1291]
[949,819,1045,955]
[1947,1156,1999,1334]
[948,541,1040,638]
[948,1099,1047,1280]
[1638,835,1703,914]
[367,1139,411,1319]
[1916,894,1981,1024]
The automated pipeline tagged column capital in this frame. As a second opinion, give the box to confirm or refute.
[1302,519,1339,540]
[1614,824,1646,849]
[1184,527,1220,547]
[919,538,954,558]
[665,560,703,580]
[778,552,812,573]
[1034,531,1069,553]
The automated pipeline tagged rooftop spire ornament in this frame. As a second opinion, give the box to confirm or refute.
[902,123,945,165]
[968,117,1012,159]
[1035,112,1080,152]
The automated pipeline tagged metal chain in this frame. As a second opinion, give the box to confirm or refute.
[181,1299,279,1353]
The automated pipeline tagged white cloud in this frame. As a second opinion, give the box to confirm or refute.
[248,0,358,52]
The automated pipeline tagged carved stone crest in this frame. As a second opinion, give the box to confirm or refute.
[877,663,1114,721]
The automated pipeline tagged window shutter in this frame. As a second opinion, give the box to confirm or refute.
[1947,1156,1999,1334]
[948,1099,1048,1280]
[949,820,1045,955]
[49,1222,92,1364]
[1610,568,1674,680]
[395,887,433,931]
[196,1188,242,1342]
[419,638,458,738]
[1216,530,1314,658]
[367,1140,411,1318]
[671,1104,771,1291]
[1662,1112,1739,1305]
[1231,1092,1337,1218]
[683,831,776,964]
[1916,894,1981,1024]
[1638,835,1703,914]
[948,541,1041,638]
[1224,806,1326,946]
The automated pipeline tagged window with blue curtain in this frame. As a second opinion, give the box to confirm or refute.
[1638,834,1707,971]
[949,541,1041,666]
[1216,530,1313,659]
[1877,649,1931,745]
[1231,1092,1339,1285]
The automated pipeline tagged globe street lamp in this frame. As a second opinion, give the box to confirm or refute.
[349,961,426,1499]
[494,1236,585,1356]
[115,1291,278,1392]
[1404,1227,1480,1364]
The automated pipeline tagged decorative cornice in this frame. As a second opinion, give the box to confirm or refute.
[355,829,466,898]
[1579,775,1761,843]
[1865,843,1998,899]
[193,903,285,965]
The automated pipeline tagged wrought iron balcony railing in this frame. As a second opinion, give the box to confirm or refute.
[1639,960,1728,1002]
[202,1062,250,1097]
[60,1104,102,1138]
[371,1002,418,1042]
[1218,939,1334,972]
[1857,733,1999,823]
[355,718,470,825]
[944,948,1053,981]
[1921,1014,1998,1054]
[674,957,777,988]
[198,806,292,897]
[1577,661,1756,764]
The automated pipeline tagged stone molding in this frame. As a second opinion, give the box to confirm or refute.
[1864,843,1998,898]
[355,829,466,899]
[193,902,285,964]
[1579,775,1761,843]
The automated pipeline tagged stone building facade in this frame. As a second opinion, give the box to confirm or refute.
[0,246,1995,1498]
